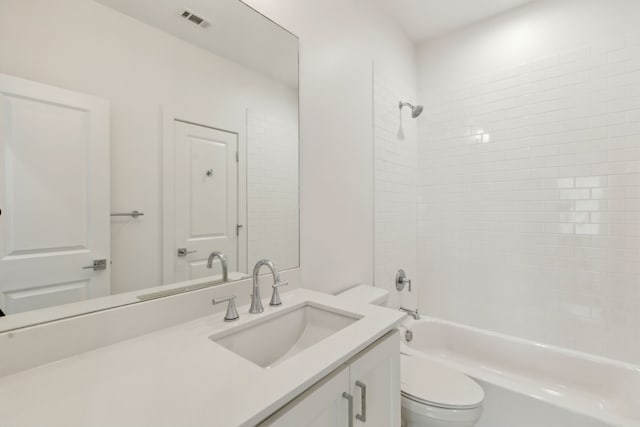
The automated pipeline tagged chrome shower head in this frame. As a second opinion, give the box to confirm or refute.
[411,104,423,118]
[399,101,423,118]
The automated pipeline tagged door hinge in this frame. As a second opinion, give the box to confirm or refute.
[236,151,239,162]
[236,224,243,236]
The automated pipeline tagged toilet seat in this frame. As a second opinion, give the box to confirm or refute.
[400,355,484,410]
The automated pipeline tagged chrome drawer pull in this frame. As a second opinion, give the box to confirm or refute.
[355,381,367,422]
[342,392,354,427]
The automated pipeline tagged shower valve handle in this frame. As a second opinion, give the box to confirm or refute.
[396,269,412,292]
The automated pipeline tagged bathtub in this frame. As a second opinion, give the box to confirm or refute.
[399,317,640,427]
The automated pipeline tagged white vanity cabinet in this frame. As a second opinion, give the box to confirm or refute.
[349,330,400,426]
[260,331,400,427]
[259,366,352,427]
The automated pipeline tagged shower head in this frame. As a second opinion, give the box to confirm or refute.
[399,101,423,118]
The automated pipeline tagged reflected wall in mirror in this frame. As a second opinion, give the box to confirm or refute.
[0,0,299,328]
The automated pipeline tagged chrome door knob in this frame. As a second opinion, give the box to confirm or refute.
[177,248,197,257]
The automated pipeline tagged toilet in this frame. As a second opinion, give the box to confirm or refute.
[339,285,484,427]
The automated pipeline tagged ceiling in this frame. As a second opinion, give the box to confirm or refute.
[371,0,536,43]
[95,0,298,88]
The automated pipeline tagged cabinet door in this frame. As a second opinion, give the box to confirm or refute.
[349,331,401,427]
[259,366,351,427]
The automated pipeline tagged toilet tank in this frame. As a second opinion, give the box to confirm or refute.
[338,284,389,306]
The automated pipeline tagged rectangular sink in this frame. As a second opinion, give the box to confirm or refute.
[210,303,360,368]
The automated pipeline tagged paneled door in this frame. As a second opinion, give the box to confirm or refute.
[173,121,238,281]
[0,74,110,315]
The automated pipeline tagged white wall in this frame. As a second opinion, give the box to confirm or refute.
[244,0,417,294]
[417,0,640,363]
[0,0,298,294]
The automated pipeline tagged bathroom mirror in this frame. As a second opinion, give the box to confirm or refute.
[0,0,299,330]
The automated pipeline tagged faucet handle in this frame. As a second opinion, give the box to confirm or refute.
[269,281,289,306]
[212,295,239,322]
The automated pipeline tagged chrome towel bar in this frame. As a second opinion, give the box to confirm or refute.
[110,210,144,218]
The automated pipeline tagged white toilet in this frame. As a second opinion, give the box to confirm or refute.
[339,285,484,427]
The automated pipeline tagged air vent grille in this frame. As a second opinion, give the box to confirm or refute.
[180,9,210,29]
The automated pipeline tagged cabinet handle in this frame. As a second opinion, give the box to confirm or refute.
[355,381,367,422]
[342,392,354,427]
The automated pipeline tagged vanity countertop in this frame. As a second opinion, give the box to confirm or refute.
[0,288,405,427]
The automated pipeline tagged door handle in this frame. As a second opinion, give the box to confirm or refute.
[342,392,354,427]
[177,248,197,257]
[82,259,107,271]
[355,381,367,422]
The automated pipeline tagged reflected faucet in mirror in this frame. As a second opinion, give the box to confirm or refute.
[207,251,228,283]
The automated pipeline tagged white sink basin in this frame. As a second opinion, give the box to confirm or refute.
[210,303,360,368]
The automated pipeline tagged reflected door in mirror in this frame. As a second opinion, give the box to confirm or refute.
[0,74,110,314]
[172,121,239,282]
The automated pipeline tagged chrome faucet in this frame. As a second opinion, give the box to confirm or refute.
[400,307,420,320]
[207,251,228,282]
[250,259,281,314]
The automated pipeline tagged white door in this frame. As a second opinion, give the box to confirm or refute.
[258,366,351,427]
[0,74,110,315]
[173,121,238,281]
[349,331,401,427]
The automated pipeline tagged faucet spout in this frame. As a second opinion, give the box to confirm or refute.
[207,251,228,283]
[250,259,280,314]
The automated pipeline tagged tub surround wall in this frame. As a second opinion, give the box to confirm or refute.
[373,69,419,309]
[417,0,640,363]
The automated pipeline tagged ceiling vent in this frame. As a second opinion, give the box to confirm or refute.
[180,9,211,29]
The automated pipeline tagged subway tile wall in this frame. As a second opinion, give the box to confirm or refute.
[247,110,299,270]
[374,70,419,309]
[419,33,640,363]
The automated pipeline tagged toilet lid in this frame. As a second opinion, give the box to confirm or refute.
[401,355,484,410]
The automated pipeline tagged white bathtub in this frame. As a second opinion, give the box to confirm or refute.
[399,317,640,427]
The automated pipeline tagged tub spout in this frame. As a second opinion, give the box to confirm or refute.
[400,307,420,320]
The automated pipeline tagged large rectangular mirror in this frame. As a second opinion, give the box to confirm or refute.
[0,0,299,330]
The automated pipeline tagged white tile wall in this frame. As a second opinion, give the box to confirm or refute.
[419,33,640,363]
[247,110,299,270]
[374,69,419,309]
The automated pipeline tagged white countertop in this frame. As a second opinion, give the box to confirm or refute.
[0,288,405,427]
[0,271,249,332]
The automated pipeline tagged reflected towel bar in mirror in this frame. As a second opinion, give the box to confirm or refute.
[110,210,144,218]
